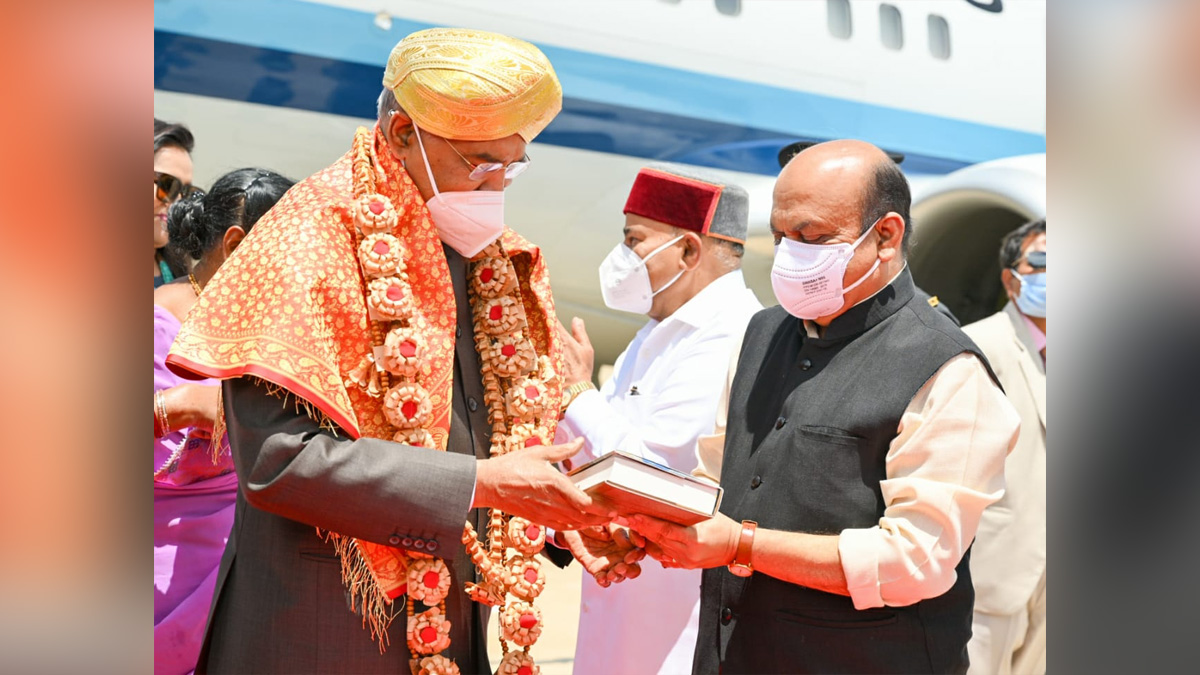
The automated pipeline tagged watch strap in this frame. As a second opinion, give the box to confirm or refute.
[731,520,757,569]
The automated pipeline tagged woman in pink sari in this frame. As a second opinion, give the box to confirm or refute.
[153,168,293,675]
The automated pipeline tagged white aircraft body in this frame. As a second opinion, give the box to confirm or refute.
[154,0,1046,364]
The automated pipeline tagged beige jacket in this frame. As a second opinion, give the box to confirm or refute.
[963,302,1047,615]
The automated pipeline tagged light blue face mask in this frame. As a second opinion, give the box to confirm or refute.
[1011,271,1046,318]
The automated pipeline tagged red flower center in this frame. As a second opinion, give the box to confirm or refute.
[524,524,541,541]
[423,570,441,589]
[524,568,539,583]
[480,267,494,283]
[399,340,417,358]
[402,401,418,419]
[518,667,533,675]
[524,385,540,400]
[523,437,542,448]
[368,200,385,215]
[372,240,390,255]
[519,613,538,629]
[501,344,516,357]
[489,305,503,321]
[420,626,438,644]
[386,285,405,302]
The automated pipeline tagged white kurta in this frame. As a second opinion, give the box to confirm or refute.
[556,270,762,675]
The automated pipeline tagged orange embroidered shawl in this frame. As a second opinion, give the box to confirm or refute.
[166,126,563,629]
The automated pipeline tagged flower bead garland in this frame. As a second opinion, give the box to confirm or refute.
[496,650,540,675]
[354,193,399,235]
[504,517,546,556]
[379,326,428,380]
[407,607,453,655]
[382,383,433,430]
[485,334,538,379]
[367,276,414,322]
[505,378,549,420]
[499,601,543,647]
[471,256,516,298]
[502,422,549,456]
[416,655,462,675]
[505,556,546,601]
[407,558,452,605]
[358,233,406,278]
[347,129,562,674]
[474,295,527,336]
[393,427,437,450]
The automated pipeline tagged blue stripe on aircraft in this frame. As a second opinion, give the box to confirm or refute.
[155,30,978,176]
[154,0,1043,167]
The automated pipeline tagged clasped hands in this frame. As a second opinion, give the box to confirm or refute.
[473,437,647,587]
[556,511,743,586]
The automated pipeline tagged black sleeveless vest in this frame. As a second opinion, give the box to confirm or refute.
[693,269,996,675]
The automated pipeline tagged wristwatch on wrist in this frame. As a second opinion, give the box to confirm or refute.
[560,380,596,411]
[727,520,757,577]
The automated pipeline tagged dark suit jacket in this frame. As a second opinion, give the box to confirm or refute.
[197,247,497,674]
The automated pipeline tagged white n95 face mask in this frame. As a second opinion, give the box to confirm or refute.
[599,235,685,314]
[771,222,880,320]
[414,123,505,259]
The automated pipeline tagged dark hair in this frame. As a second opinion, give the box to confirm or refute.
[166,168,294,261]
[860,158,913,255]
[998,218,1046,270]
[154,118,195,154]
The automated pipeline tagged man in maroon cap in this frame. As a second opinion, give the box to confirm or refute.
[552,163,763,674]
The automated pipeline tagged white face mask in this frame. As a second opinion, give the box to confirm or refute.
[599,234,686,314]
[770,222,881,320]
[413,123,505,259]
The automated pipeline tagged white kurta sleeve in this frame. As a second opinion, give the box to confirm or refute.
[558,333,742,468]
[838,353,1020,609]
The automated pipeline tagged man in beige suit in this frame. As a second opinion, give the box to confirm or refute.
[964,219,1047,675]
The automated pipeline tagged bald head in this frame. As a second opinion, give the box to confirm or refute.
[773,139,912,255]
[770,139,912,324]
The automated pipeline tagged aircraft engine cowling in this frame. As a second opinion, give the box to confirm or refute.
[909,154,1046,326]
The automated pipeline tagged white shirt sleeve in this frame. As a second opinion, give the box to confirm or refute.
[838,353,1020,609]
[557,333,741,469]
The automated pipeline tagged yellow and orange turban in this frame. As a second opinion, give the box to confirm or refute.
[383,27,562,143]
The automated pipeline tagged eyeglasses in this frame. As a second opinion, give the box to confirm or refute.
[1014,250,1046,271]
[440,136,531,181]
[154,171,202,203]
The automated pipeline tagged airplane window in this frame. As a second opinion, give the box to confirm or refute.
[715,0,741,17]
[827,0,852,39]
[880,4,904,50]
[928,14,951,59]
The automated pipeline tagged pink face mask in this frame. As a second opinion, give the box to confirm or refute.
[770,222,880,320]
[413,123,505,259]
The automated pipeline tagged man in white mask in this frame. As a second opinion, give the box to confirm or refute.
[962,219,1047,675]
[626,140,1020,674]
[552,164,762,674]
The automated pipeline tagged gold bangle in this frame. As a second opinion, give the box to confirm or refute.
[154,390,171,438]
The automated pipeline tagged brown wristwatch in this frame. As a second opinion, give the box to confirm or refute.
[727,520,757,577]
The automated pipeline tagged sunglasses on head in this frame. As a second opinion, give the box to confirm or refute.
[155,171,202,203]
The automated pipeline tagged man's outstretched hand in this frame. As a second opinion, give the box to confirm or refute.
[627,512,740,570]
[473,438,615,532]
[558,524,646,588]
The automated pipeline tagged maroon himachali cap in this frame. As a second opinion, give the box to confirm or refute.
[623,163,750,244]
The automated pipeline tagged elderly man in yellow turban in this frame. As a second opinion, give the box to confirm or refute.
[167,28,618,675]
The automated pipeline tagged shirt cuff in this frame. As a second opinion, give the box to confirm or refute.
[560,388,610,461]
[838,527,885,610]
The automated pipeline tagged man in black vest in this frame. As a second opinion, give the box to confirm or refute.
[627,140,1020,674]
